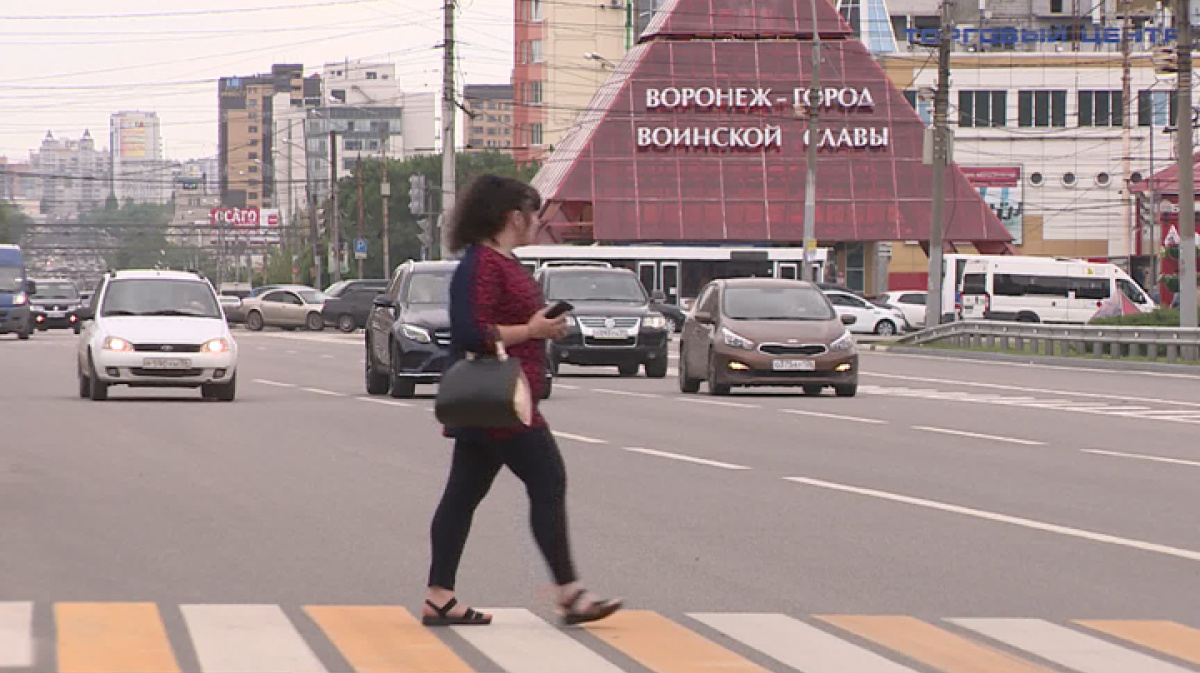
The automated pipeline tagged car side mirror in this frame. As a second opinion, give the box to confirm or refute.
[841,314,857,326]
[651,290,666,302]
[373,296,395,309]
[25,280,36,296]
[693,310,713,324]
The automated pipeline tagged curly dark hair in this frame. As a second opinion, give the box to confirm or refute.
[446,174,542,253]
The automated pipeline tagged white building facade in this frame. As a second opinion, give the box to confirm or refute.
[110,111,172,205]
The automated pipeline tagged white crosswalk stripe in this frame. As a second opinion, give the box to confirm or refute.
[182,604,327,673]
[0,602,33,668]
[453,608,627,673]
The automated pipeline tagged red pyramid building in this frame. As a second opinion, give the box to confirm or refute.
[532,0,1013,249]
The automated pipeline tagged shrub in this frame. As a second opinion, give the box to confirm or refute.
[1091,308,1181,326]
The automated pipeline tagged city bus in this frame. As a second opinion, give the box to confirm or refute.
[514,245,831,308]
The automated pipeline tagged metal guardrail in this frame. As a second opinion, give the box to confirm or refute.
[897,320,1200,364]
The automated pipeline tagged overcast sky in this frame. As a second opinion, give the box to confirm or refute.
[0,0,514,161]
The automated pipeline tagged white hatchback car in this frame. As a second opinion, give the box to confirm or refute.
[77,270,238,401]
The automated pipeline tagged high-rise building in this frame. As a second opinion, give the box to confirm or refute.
[512,0,628,164]
[463,85,514,153]
[30,131,110,220]
[217,64,318,209]
[110,111,171,205]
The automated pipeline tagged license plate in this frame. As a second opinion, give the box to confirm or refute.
[142,358,192,370]
[772,359,815,371]
[48,311,65,318]
[591,329,627,339]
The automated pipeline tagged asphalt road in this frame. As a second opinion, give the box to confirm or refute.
[2,328,1199,673]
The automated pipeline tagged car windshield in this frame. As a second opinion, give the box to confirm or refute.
[0,266,23,293]
[406,272,453,305]
[101,279,221,319]
[723,287,835,321]
[37,282,78,300]
[546,273,646,303]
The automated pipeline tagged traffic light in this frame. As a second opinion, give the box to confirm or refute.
[1154,47,1179,74]
[409,174,425,216]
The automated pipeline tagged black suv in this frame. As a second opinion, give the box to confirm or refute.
[323,279,389,332]
[536,265,671,378]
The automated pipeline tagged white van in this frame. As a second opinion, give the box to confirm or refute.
[959,257,1155,324]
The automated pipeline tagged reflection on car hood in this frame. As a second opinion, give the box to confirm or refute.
[724,317,846,343]
[562,302,650,317]
[98,316,229,344]
[32,297,79,306]
[401,306,450,328]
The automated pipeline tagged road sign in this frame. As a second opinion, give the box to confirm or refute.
[354,238,368,260]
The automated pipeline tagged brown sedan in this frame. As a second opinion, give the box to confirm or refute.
[678,278,859,397]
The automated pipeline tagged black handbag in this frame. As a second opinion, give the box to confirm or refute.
[435,340,534,429]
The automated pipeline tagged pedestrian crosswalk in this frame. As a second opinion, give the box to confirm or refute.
[1,602,1198,672]
[860,385,1200,424]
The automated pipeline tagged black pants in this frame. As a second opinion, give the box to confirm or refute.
[428,427,578,590]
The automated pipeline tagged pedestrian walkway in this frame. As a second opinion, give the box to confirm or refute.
[2,602,1198,672]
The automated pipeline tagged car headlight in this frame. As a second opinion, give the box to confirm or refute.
[721,327,754,350]
[201,338,231,354]
[829,330,856,352]
[102,336,134,352]
[401,323,432,344]
[12,292,26,306]
[642,313,668,330]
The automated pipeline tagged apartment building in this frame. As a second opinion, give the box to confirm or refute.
[464,84,515,152]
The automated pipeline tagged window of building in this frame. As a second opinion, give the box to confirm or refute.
[529,81,543,105]
[1078,90,1123,127]
[958,90,1007,128]
[248,125,258,133]
[248,98,259,108]
[368,139,380,150]
[249,165,259,173]
[1139,90,1177,127]
[1017,90,1067,127]
[531,40,543,62]
[248,192,259,200]
[530,123,544,145]
[1050,0,1065,12]
[249,152,258,160]
[249,138,259,146]
[344,139,363,151]
[472,125,485,134]
[488,127,497,135]
[366,72,378,79]
[902,90,932,124]
[530,0,543,20]
[248,112,259,120]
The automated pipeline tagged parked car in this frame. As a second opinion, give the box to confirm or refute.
[535,265,671,378]
[30,278,84,333]
[866,297,911,331]
[875,290,927,328]
[824,289,904,336]
[322,279,389,332]
[650,293,687,333]
[241,286,328,331]
[678,279,858,396]
[75,269,237,401]
[218,295,243,324]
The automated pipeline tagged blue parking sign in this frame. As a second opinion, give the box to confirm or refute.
[354,239,368,255]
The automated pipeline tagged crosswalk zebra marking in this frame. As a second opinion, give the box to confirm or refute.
[305,605,472,673]
[181,604,326,673]
[1077,620,1200,667]
[950,618,1196,673]
[0,602,33,668]
[452,608,625,673]
[691,612,921,673]
[56,602,180,673]
[584,610,770,673]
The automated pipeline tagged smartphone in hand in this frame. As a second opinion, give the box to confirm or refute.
[544,301,574,319]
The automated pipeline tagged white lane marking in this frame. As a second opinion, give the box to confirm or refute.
[1082,449,1200,468]
[320,354,334,359]
[949,618,1194,673]
[453,608,625,673]
[300,387,346,397]
[624,446,750,471]
[593,388,662,399]
[356,397,413,408]
[551,431,608,444]
[870,351,1200,381]
[182,604,327,673]
[864,371,1200,408]
[0,602,33,668]
[238,332,359,346]
[253,379,296,388]
[1019,401,1112,410]
[781,409,888,425]
[287,350,299,355]
[913,426,1045,446]
[691,613,920,673]
[1075,406,1151,413]
[256,346,267,351]
[676,397,760,409]
[784,476,1200,562]
[553,383,580,390]
[1110,409,1200,418]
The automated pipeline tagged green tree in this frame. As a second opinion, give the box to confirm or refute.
[0,204,31,245]
[78,202,177,270]
[332,151,539,280]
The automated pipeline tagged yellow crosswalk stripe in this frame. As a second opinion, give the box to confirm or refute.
[1076,620,1200,667]
[305,605,475,673]
[817,615,1057,673]
[55,602,181,673]
[583,610,772,673]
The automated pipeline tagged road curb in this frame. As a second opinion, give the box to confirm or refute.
[877,345,1200,374]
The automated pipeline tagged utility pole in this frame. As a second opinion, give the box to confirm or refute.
[439,0,456,261]
[800,0,822,282]
[381,130,391,278]
[311,192,322,289]
[1177,0,1198,326]
[925,0,954,328]
[356,156,364,279]
[1121,0,1134,260]
[287,120,297,283]
[330,130,342,282]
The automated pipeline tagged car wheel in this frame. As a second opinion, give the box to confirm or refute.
[388,342,416,398]
[645,355,668,379]
[306,313,324,331]
[618,362,640,377]
[17,326,30,340]
[78,367,91,399]
[73,324,81,335]
[207,374,237,402]
[89,356,108,402]
[337,314,357,333]
[874,320,896,337]
[678,347,701,393]
[365,341,391,395]
[707,353,731,396]
[803,385,824,396]
[1016,312,1040,323]
[246,311,264,331]
[834,384,858,398]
